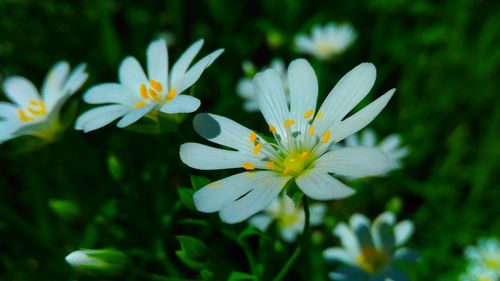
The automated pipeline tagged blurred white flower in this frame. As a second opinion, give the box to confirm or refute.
[465,238,500,277]
[323,212,419,281]
[180,59,394,224]
[65,249,127,276]
[249,194,326,242]
[236,58,288,112]
[295,22,357,60]
[345,128,409,175]
[460,264,498,281]
[0,61,87,143]
[75,39,223,132]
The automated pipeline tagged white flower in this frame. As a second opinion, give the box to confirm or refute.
[323,212,418,281]
[0,61,88,143]
[75,39,223,132]
[236,59,288,112]
[180,59,394,224]
[295,22,357,60]
[465,238,500,276]
[345,128,409,175]
[249,194,326,242]
[65,249,127,276]
[460,264,498,281]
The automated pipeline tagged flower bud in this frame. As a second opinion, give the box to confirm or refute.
[65,249,127,276]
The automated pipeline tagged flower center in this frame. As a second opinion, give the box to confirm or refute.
[18,99,47,122]
[478,277,493,281]
[282,153,306,176]
[356,247,387,274]
[135,80,177,108]
[484,256,500,270]
[279,213,301,228]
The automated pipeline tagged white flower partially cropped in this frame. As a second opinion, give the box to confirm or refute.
[180,59,395,224]
[0,61,87,143]
[465,238,500,277]
[295,22,357,60]
[460,264,498,281]
[323,212,419,281]
[75,39,223,132]
[249,194,326,242]
[236,58,288,112]
[345,128,409,175]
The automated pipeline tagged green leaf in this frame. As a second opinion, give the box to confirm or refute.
[227,271,257,281]
[175,250,206,271]
[238,226,271,242]
[176,236,208,260]
[190,175,212,190]
[177,187,195,210]
[201,269,214,280]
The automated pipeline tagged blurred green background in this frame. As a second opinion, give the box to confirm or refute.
[0,0,499,280]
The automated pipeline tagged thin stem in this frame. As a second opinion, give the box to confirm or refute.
[271,197,310,281]
[241,241,258,275]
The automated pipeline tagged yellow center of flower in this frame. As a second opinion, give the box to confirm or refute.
[18,99,47,122]
[356,247,387,274]
[317,42,335,55]
[282,153,306,176]
[279,213,301,228]
[484,257,500,270]
[478,277,493,281]
[136,80,176,108]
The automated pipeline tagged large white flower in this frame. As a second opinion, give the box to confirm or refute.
[465,238,500,277]
[180,59,395,224]
[345,128,409,175]
[0,61,88,143]
[249,194,326,242]
[75,39,223,132]
[295,22,357,60]
[236,58,288,112]
[323,212,418,281]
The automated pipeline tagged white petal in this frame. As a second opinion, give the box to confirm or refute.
[372,212,396,252]
[361,129,377,146]
[349,213,374,248]
[3,76,40,107]
[295,168,355,200]
[323,247,355,265]
[249,214,274,231]
[345,133,359,147]
[170,39,204,88]
[41,61,69,109]
[0,102,18,119]
[193,171,267,212]
[288,59,318,132]
[334,222,360,257]
[394,220,414,246]
[309,204,326,226]
[160,95,200,114]
[61,63,88,98]
[118,56,148,93]
[254,69,290,137]
[219,173,288,223]
[175,49,224,94]
[147,39,168,85]
[192,113,265,153]
[116,104,154,128]
[75,105,129,132]
[83,83,137,106]
[0,121,19,143]
[179,142,262,170]
[314,63,376,135]
[332,89,395,143]
[314,147,389,178]
[281,226,300,242]
[394,248,419,263]
[379,134,401,152]
[236,79,255,99]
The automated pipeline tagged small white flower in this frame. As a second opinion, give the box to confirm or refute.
[324,212,418,281]
[465,238,500,276]
[180,59,394,224]
[0,61,88,143]
[345,128,409,174]
[460,264,498,281]
[75,39,223,132]
[236,59,288,112]
[295,22,357,60]
[65,249,127,276]
[249,194,326,242]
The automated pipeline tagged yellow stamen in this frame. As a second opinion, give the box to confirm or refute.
[167,88,177,100]
[140,84,148,99]
[269,124,276,134]
[322,131,331,143]
[283,167,292,176]
[135,101,147,108]
[253,143,262,155]
[283,119,295,128]
[148,89,160,101]
[243,162,255,170]
[29,100,38,106]
[249,131,257,142]
[309,126,315,136]
[304,109,313,119]
[300,152,309,160]
[149,80,163,92]
[316,112,324,119]
[266,162,275,169]
[18,109,34,122]
[26,100,46,115]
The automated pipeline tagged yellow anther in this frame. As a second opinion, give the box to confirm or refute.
[29,100,38,106]
[322,131,331,143]
[316,112,324,119]
[304,109,313,119]
[266,162,275,169]
[300,152,309,160]
[243,162,255,170]
[269,124,276,134]
[135,101,147,108]
[309,126,315,136]
[253,143,262,155]
[140,84,148,99]
[149,80,163,92]
[148,89,160,101]
[26,101,46,115]
[18,109,34,122]
[209,181,222,187]
[167,88,177,100]
[283,167,292,176]
[249,131,257,142]
[283,119,295,128]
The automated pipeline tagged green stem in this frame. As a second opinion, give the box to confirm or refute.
[241,240,257,275]
[271,197,310,281]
